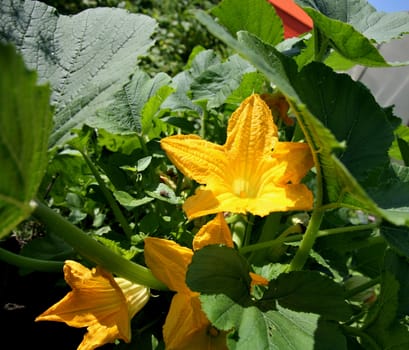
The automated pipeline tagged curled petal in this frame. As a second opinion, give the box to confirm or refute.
[193,213,234,250]
[144,237,192,293]
[36,260,131,349]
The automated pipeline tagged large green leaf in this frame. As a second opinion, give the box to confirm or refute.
[187,246,352,320]
[211,0,284,46]
[193,14,409,225]
[162,50,256,112]
[303,8,388,67]
[0,0,157,147]
[0,43,53,239]
[295,0,409,43]
[263,271,353,321]
[293,62,394,182]
[294,0,409,68]
[93,70,171,134]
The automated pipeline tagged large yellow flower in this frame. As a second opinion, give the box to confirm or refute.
[161,93,314,219]
[35,260,150,350]
[144,213,266,350]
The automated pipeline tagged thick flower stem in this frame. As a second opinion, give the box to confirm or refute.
[239,222,378,254]
[288,208,325,271]
[32,200,167,290]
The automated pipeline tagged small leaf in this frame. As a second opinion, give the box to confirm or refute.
[186,245,252,303]
[113,191,154,210]
[145,183,182,205]
[0,43,53,239]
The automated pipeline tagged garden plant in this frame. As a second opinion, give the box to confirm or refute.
[1,0,409,349]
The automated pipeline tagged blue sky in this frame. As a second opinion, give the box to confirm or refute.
[368,0,409,12]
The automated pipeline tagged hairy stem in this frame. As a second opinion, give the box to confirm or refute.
[32,200,167,290]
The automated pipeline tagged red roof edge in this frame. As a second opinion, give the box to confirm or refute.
[268,0,313,38]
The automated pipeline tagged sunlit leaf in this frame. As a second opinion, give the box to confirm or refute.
[211,0,284,46]
[94,70,171,135]
[0,43,53,239]
[295,0,409,43]
[0,0,157,147]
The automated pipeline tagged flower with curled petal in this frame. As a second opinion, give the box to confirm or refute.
[35,260,150,350]
[144,213,267,350]
[161,94,314,219]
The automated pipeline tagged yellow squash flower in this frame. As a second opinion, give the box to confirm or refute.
[161,93,314,219]
[144,213,267,350]
[35,260,150,350]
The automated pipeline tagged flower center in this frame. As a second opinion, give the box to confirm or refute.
[232,178,256,198]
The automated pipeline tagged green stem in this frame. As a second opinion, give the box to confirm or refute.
[200,106,207,139]
[230,214,247,248]
[318,223,378,236]
[313,27,329,63]
[81,151,134,239]
[0,246,63,272]
[243,214,255,247]
[288,208,325,271]
[32,200,167,290]
[239,223,378,254]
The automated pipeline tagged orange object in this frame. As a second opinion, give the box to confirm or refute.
[269,0,313,38]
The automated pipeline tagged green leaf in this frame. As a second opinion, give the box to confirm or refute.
[384,250,409,317]
[145,183,182,205]
[225,71,267,105]
[363,250,409,349]
[200,294,319,350]
[211,0,284,46]
[0,0,157,147]
[94,70,171,135]
[21,233,74,262]
[0,43,53,239]
[162,49,255,111]
[263,271,353,321]
[186,245,252,303]
[190,54,256,108]
[293,62,394,182]
[397,137,409,166]
[113,191,154,210]
[295,0,409,43]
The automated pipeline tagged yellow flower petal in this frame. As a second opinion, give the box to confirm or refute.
[271,142,314,184]
[114,277,150,319]
[193,213,234,251]
[184,183,313,219]
[164,293,227,350]
[36,260,149,350]
[161,94,314,219]
[144,237,193,293]
[161,135,227,186]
